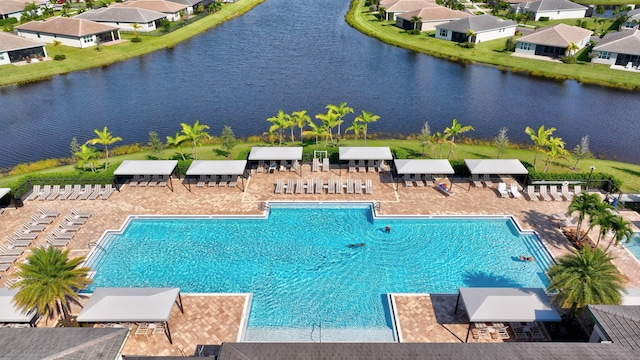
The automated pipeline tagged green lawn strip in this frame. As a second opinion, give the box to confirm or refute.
[1,139,639,192]
[345,0,640,90]
[0,0,264,87]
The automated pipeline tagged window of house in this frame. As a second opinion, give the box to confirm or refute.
[598,51,610,60]
[439,29,447,37]
[83,36,93,43]
[518,42,531,51]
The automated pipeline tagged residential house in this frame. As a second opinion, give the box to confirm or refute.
[0,30,47,65]
[15,17,121,48]
[621,8,640,31]
[396,5,471,32]
[74,7,167,33]
[0,0,49,22]
[383,0,435,21]
[117,0,188,22]
[435,15,517,43]
[515,23,592,58]
[591,30,640,69]
[164,0,216,14]
[587,304,640,350]
[511,0,588,21]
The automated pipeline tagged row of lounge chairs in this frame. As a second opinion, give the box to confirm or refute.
[348,160,381,173]
[45,210,91,247]
[509,322,546,341]
[25,184,115,201]
[257,161,299,173]
[274,178,373,195]
[129,175,169,187]
[195,175,239,188]
[404,174,435,187]
[497,182,522,199]
[470,174,494,188]
[525,185,581,202]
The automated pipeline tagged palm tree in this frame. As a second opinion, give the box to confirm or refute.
[525,125,556,171]
[131,23,141,39]
[354,110,380,145]
[291,110,310,145]
[566,42,580,56]
[74,144,99,172]
[432,131,450,159]
[52,40,62,55]
[547,246,625,320]
[444,118,474,159]
[590,206,616,246]
[378,6,386,21]
[10,247,92,327]
[86,126,122,170]
[326,102,353,140]
[303,120,328,148]
[410,16,422,32]
[180,120,210,159]
[166,132,188,160]
[315,109,340,147]
[466,29,476,44]
[267,110,291,146]
[605,216,633,252]
[344,120,365,144]
[568,191,602,242]
[542,136,568,172]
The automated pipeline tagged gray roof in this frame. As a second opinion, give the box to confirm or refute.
[248,147,303,161]
[74,7,167,23]
[0,188,11,199]
[339,147,393,160]
[113,160,178,176]
[0,288,37,323]
[464,159,528,175]
[588,305,640,351]
[165,0,202,6]
[394,159,454,174]
[517,23,592,47]
[436,15,516,33]
[186,160,247,176]
[514,0,587,12]
[0,0,26,15]
[629,8,640,20]
[593,30,640,56]
[0,32,45,52]
[459,287,561,322]
[16,17,119,37]
[77,287,180,323]
[0,328,127,360]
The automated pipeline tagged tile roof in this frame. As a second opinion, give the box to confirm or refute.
[386,0,435,13]
[15,17,119,37]
[74,7,167,23]
[0,0,26,14]
[164,0,203,7]
[436,15,517,33]
[593,30,640,56]
[396,5,472,22]
[516,0,587,12]
[0,31,45,52]
[588,305,640,351]
[118,0,188,13]
[0,328,127,360]
[517,23,592,47]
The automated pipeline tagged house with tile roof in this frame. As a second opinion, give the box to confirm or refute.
[163,0,215,15]
[591,30,640,69]
[0,0,26,21]
[0,31,47,65]
[511,0,587,21]
[514,23,592,58]
[587,305,640,351]
[74,7,167,33]
[15,17,121,48]
[435,15,517,44]
[117,0,188,22]
[383,0,435,21]
[395,4,471,32]
[621,8,640,31]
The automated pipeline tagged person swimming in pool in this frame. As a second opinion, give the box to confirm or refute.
[519,255,534,262]
[385,225,391,233]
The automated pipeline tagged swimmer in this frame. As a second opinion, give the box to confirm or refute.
[348,243,366,248]
[385,225,391,233]
[519,255,534,262]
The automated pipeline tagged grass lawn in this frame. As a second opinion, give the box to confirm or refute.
[346,0,640,90]
[0,0,264,87]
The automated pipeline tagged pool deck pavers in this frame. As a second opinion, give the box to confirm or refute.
[1,165,639,356]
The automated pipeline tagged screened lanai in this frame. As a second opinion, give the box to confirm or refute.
[113,160,178,191]
[338,147,393,173]
[0,288,38,327]
[185,160,248,191]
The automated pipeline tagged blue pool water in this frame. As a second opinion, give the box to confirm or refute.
[625,233,640,262]
[85,204,552,342]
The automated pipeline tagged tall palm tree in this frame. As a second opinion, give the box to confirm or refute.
[10,247,92,327]
[542,136,568,172]
[590,207,616,246]
[166,132,188,160]
[566,42,580,56]
[130,23,141,39]
[303,120,328,148]
[52,40,62,55]
[444,118,474,159]
[291,110,310,145]
[547,246,625,320]
[326,102,353,140]
[315,109,340,147]
[466,29,477,44]
[605,216,633,252]
[568,191,602,242]
[432,131,450,159]
[74,144,99,172]
[345,120,365,144]
[180,120,210,159]
[267,110,291,146]
[525,125,556,171]
[87,126,122,170]
[410,16,422,31]
[354,110,380,145]
[378,6,386,21]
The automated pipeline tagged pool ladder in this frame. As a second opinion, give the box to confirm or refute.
[311,321,322,342]
[259,202,270,211]
[88,242,107,253]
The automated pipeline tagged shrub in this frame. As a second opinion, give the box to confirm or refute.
[110,143,142,156]
[539,16,549,21]
[562,55,577,64]
[246,135,262,143]
[53,54,66,61]
[505,37,516,52]
[131,37,142,43]
[10,159,60,175]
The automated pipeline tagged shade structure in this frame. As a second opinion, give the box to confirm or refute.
[458,287,561,323]
[464,159,528,175]
[394,159,454,175]
[0,188,10,199]
[0,288,37,324]
[186,160,247,176]
[77,287,180,323]
[339,147,393,160]
[248,147,302,161]
[113,160,178,176]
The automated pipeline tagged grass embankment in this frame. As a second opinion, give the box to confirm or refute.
[345,0,640,90]
[0,0,264,87]
[1,139,639,193]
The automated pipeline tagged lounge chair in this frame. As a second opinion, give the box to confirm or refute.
[229,176,238,188]
[497,182,509,198]
[424,174,434,186]
[135,323,149,337]
[348,160,356,173]
[25,185,43,201]
[415,176,424,187]
[58,185,73,200]
[65,215,87,225]
[0,263,12,272]
[88,185,102,200]
[256,161,264,173]
[31,214,54,225]
[497,327,510,340]
[538,186,552,201]
[470,174,483,188]
[7,237,32,247]
[525,186,538,201]
[71,208,91,218]
[0,245,24,257]
[38,185,52,201]
[158,175,168,187]
[315,179,323,194]
[218,175,229,187]
[549,185,563,201]
[295,178,304,194]
[346,179,354,194]
[147,175,158,187]
[573,185,582,195]
[52,230,74,240]
[367,160,375,173]
[274,179,284,194]
[23,223,46,232]
[404,174,413,187]
[139,175,150,187]
[483,174,493,188]
[279,160,287,172]
[510,184,522,199]
[0,255,20,264]
[365,179,373,194]
[437,182,454,197]
[46,236,69,247]
[46,185,61,201]
[322,158,329,172]
[68,185,82,200]
[292,160,299,172]
[561,184,573,200]
[101,184,115,200]
[151,322,165,335]
[13,230,38,240]
[79,185,92,200]
[129,175,141,187]
[59,223,81,232]
[357,161,366,173]
[39,207,60,218]
[354,179,362,194]
[206,175,216,187]
[306,179,315,194]
[327,179,335,194]
[286,179,295,194]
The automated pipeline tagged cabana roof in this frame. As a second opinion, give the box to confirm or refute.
[339,147,393,160]
[394,159,455,175]
[0,288,37,323]
[113,160,178,176]
[464,159,528,175]
[186,160,247,176]
[459,287,561,322]
[76,288,179,323]
[0,188,10,199]
[248,147,303,161]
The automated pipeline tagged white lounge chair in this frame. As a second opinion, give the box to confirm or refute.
[365,179,373,194]
[7,237,32,247]
[538,185,552,201]
[58,185,73,200]
[561,184,573,200]
[424,174,434,186]
[88,185,102,200]
[256,161,264,173]
[306,179,315,194]
[404,174,413,187]
[79,185,92,200]
[59,223,81,232]
[25,185,43,201]
[322,158,329,172]
[46,236,69,247]
[101,184,115,200]
[65,215,87,225]
[39,207,60,218]
[525,186,538,201]
[315,179,323,194]
[0,245,24,257]
[23,223,46,232]
[46,185,60,201]
[67,185,82,200]
[274,179,284,194]
[549,185,563,201]
[327,179,335,194]
[286,179,295,194]
[483,174,493,188]
[135,323,149,337]
[31,214,53,224]
[71,208,91,218]
[510,184,522,198]
[346,179,354,194]
[348,160,356,173]
[37,185,52,201]
[147,175,158,187]
[229,176,238,188]
[470,174,482,188]
[129,175,141,187]
[158,175,168,187]
[498,182,509,198]
[13,230,38,240]
[0,255,20,264]
[367,160,375,173]
[295,178,304,194]
[354,179,362,194]
[52,230,74,240]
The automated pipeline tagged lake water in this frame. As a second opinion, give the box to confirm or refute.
[0,0,639,168]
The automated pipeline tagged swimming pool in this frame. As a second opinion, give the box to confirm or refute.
[624,233,640,263]
[85,203,553,342]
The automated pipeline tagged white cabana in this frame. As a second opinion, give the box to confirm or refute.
[339,147,393,160]
[464,159,528,175]
[394,159,454,175]
[77,288,183,343]
[186,160,247,176]
[0,188,10,199]
[0,288,38,326]
[622,288,640,305]
[455,287,561,342]
[113,160,178,191]
[248,147,303,161]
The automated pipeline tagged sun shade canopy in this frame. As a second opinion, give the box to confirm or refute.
[248,147,303,161]
[186,160,247,176]
[114,160,178,176]
[394,159,455,175]
[339,147,393,160]
[464,159,528,175]
[0,188,10,199]
[0,288,37,323]
[76,288,180,323]
[460,287,561,322]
